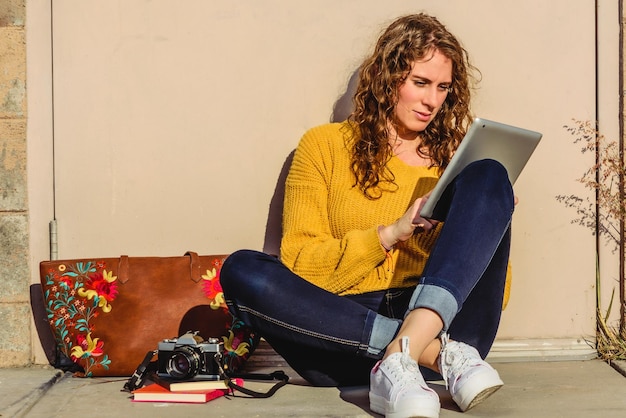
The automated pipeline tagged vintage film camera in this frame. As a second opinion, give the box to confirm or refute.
[123,331,224,392]
[157,331,224,381]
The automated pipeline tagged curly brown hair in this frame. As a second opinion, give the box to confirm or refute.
[348,13,479,199]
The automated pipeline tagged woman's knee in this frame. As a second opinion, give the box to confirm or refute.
[464,159,507,181]
[460,159,513,199]
[221,249,263,290]
[220,249,279,298]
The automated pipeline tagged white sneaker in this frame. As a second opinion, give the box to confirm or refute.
[438,334,503,411]
[369,336,440,418]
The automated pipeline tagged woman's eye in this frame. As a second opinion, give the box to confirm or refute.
[438,85,451,92]
[414,80,427,87]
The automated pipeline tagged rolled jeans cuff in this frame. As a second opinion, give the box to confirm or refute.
[367,312,401,357]
[406,283,459,331]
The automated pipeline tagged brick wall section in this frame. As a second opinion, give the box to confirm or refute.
[0,0,29,367]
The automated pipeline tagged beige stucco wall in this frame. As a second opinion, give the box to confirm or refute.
[3,0,618,366]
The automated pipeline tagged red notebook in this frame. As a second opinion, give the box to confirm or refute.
[132,380,242,403]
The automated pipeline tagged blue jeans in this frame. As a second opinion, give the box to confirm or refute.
[220,159,513,386]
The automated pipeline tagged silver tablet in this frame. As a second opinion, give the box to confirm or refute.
[419,117,542,220]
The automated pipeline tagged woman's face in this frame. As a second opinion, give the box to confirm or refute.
[393,49,452,139]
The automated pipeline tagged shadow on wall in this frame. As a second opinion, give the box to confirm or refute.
[331,69,359,124]
[262,150,295,256]
[261,69,359,256]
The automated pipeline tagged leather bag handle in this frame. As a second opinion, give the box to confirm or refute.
[117,252,203,284]
[185,251,203,283]
[118,255,130,284]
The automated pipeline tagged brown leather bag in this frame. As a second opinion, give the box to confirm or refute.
[39,252,258,377]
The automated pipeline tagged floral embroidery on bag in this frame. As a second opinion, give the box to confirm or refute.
[70,332,105,360]
[222,318,256,371]
[201,259,258,371]
[202,265,226,309]
[43,261,117,376]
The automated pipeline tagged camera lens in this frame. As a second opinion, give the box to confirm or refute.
[166,346,203,380]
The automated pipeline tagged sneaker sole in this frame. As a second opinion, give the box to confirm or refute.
[453,370,503,412]
[463,383,502,411]
[451,365,504,412]
[369,392,440,418]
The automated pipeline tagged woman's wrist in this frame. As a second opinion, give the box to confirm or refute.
[377,225,398,251]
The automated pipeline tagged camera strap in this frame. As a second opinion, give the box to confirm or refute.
[222,370,290,398]
[216,352,289,398]
[122,350,158,392]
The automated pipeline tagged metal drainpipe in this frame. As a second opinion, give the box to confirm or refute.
[49,0,58,261]
[597,0,626,334]
[618,0,625,335]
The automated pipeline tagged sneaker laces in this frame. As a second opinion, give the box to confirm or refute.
[392,336,422,387]
[400,336,418,367]
[439,333,475,390]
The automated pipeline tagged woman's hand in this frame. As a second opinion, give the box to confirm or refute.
[378,195,438,250]
[408,195,439,234]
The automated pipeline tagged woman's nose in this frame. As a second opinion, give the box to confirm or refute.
[422,86,444,109]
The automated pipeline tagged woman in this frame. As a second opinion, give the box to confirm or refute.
[220,13,513,418]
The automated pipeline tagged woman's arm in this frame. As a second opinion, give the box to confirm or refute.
[280,125,390,295]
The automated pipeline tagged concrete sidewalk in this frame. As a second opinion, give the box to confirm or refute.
[2,359,626,417]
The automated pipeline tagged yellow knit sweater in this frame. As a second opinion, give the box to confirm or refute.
[281,121,440,295]
[280,121,511,306]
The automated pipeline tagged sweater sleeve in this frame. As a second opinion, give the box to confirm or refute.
[280,125,389,295]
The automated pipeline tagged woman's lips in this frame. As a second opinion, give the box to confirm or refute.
[414,111,431,122]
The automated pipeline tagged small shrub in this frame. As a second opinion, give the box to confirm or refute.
[556,120,626,361]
